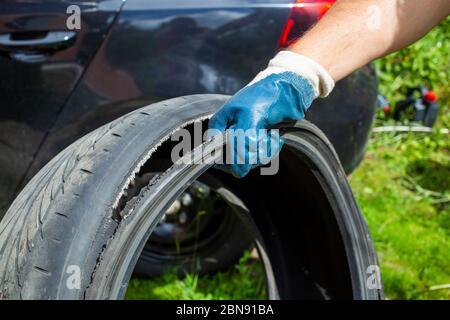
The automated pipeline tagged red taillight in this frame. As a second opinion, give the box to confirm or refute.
[424,91,437,103]
[278,0,336,48]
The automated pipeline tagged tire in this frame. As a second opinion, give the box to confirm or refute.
[0,94,383,300]
[423,103,438,128]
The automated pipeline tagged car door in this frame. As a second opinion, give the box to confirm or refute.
[0,0,124,218]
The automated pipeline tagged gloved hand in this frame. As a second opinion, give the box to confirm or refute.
[208,50,335,177]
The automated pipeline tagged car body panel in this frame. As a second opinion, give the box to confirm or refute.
[0,0,124,215]
[0,0,378,218]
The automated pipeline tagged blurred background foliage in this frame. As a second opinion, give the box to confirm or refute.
[375,17,450,127]
[351,16,449,300]
[126,18,449,300]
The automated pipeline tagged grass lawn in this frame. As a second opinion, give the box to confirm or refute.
[350,131,449,299]
[126,18,449,300]
[126,251,267,300]
[354,17,449,299]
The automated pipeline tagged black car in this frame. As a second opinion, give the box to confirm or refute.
[0,0,381,300]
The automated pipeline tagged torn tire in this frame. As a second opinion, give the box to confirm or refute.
[0,94,383,300]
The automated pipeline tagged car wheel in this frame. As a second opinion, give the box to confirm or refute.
[131,170,253,277]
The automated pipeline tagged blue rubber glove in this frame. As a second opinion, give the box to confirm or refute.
[208,71,315,177]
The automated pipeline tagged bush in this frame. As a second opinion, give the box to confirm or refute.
[375,17,450,127]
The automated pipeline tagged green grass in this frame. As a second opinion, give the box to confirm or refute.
[126,19,449,300]
[349,131,449,300]
[125,251,266,300]
[360,17,449,299]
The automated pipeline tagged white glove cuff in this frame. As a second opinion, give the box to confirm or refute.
[249,50,335,98]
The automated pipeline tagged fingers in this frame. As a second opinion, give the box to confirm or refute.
[259,130,284,165]
[208,109,229,132]
[208,102,284,178]
[226,123,255,178]
[223,126,283,178]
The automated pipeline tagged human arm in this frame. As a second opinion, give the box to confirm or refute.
[290,0,450,81]
[209,0,450,177]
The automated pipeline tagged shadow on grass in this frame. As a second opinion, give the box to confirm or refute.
[407,159,450,193]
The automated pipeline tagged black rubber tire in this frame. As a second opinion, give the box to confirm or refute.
[0,94,383,300]
[423,103,438,128]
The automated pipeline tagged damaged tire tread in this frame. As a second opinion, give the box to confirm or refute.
[0,95,226,299]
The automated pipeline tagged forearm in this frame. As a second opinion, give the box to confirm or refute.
[290,0,450,81]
